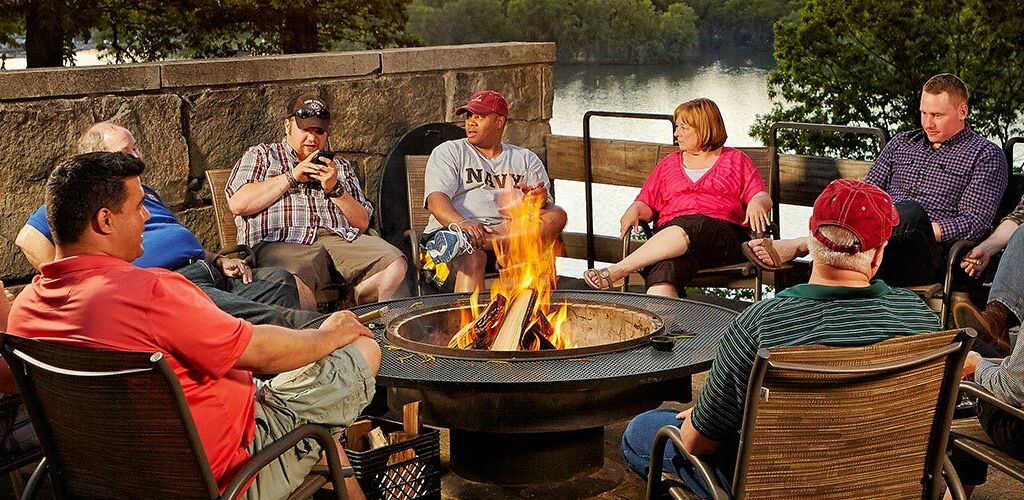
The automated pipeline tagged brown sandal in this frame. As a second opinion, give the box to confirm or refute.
[741,239,793,272]
[583,268,622,290]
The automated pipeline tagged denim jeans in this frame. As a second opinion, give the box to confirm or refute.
[621,409,733,499]
[987,225,1024,324]
[876,200,946,287]
[950,401,1024,485]
[175,261,325,329]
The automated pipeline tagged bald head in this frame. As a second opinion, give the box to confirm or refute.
[76,122,141,158]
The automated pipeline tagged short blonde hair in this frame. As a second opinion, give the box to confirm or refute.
[923,73,969,105]
[673,98,727,151]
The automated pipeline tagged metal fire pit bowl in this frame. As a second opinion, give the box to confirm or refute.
[352,290,740,486]
[385,297,665,360]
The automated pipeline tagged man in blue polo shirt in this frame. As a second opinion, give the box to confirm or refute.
[15,122,321,328]
[622,180,940,498]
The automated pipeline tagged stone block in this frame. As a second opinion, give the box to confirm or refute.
[0,64,160,101]
[448,66,546,121]
[161,51,380,88]
[94,95,191,207]
[323,74,447,155]
[381,42,555,74]
[185,85,305,175]
[176,205,219,252]
[0,195,41,283]
[503,120,552,162]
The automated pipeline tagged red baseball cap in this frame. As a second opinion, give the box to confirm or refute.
[455,90,509,118]
[809,179,899,254]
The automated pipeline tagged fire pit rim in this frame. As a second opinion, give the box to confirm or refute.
[384,296,666,361]
[361,291,742,392]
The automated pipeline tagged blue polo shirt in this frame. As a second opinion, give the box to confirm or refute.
[27,185,205,269]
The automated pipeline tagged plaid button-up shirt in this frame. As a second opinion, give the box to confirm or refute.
[226,141,374,247]
[865,127,1007,241]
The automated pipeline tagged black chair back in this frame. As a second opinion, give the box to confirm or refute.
[0,333,219,499]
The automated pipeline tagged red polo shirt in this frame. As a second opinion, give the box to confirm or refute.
[9,254,256,490]
[636,147,766,228]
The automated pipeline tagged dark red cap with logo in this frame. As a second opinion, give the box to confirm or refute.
[455,90,509,118]
[809,179,899,254]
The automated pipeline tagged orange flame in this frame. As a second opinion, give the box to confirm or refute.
[456,184,570,350]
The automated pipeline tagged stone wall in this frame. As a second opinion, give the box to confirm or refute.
[0,42,555,283]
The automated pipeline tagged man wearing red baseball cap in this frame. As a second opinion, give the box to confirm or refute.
[421,90,567,292]
[622,179,939,497]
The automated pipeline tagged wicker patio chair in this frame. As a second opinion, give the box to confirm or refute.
[948,381,1024,485]
[205,168,345,309]
[0,333,352,500]
[646,328,975,500]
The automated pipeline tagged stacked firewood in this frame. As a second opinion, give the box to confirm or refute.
[447,290,561,351]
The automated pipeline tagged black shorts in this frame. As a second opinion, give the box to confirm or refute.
[640,215,749,291]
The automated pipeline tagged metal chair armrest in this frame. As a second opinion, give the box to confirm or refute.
[959,381,1024,421]
[217,244,257,267]
[220,424,352,500]
[943,455,967,500]
[20,457,47,500]
[404,229,423,296]
[646,425,729,500]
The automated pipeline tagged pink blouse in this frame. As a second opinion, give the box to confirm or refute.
[636,147,766,228]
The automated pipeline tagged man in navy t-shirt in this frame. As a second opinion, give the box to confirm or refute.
[15,122,322,329]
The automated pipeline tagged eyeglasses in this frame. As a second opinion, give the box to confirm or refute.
[292,107,330,120]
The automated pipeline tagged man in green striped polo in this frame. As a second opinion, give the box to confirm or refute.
[621,179,940,498]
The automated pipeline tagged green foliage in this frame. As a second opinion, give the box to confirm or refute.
[407,0,699,64]
[0,0,417,67]
[752,0,1024,158]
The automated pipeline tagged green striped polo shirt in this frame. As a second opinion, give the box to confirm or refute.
[690,280,940,442]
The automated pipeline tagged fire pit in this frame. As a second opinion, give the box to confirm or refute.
[386,296,664,360]
[354,290,738,485]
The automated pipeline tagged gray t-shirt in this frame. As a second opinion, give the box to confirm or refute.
[423,139,553,233]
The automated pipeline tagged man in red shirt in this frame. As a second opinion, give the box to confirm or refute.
[7,152,379,499]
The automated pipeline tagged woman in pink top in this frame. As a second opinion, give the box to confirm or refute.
[583,98,772,298]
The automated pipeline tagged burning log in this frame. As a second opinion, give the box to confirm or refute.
[447,294,507,349]
[521,314,558,351]
[490,290,538,351]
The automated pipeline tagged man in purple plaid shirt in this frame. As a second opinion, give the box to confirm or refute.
[226,92,407,306]
[746,74,1007,287]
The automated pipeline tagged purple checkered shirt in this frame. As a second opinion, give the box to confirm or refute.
[226,141,374,247]
[865,127,1007,241]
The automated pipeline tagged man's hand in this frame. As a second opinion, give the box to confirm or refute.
[516,180,548,207]
[675,407,693,423]
[308,153,340,193]
[961,351,983,380]
[291,150,335,187]
[961,241,1000,278]
[458,220,489,250]
[931,222,943,242]
[218,256,253,284]
[319,310,374,348]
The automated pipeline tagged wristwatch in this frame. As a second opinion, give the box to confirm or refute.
[324,182,345,198]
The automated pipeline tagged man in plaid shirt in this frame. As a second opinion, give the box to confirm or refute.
[227,92,407,306]
[746,73,1007,287]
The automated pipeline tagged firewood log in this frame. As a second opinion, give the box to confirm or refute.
[490,290,537,351]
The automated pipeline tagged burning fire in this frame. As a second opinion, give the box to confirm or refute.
[448,186,572,351]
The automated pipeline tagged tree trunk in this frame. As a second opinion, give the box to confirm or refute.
[280,8,319,54]
[24,0,66,68]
